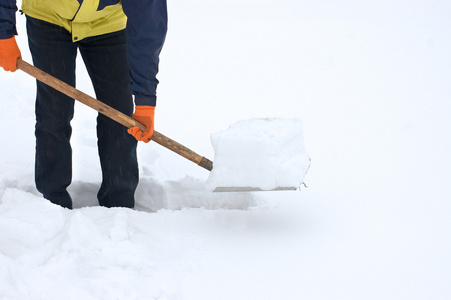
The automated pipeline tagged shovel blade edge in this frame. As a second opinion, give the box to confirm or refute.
[213,186,298,193]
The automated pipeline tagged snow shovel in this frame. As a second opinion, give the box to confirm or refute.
[17,59,309,192]
[16,58,213,172]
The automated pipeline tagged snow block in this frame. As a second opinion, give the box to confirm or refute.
[207,118,310,191]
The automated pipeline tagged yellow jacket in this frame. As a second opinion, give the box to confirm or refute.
[21,0,126,42]
[14,0,168,106]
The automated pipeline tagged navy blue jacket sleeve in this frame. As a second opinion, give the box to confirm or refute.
[0,0,18,39]
[122,0,168,107]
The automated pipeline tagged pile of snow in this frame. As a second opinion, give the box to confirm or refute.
[207,118,310,191]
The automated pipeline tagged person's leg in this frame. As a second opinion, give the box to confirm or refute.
[26,17,77,209]
[78,30,138,208]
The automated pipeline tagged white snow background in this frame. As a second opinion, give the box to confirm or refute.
[1,0,451,299]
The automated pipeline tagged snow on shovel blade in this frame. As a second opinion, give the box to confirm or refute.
[207,118,310,193]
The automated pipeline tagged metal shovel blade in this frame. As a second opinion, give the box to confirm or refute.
[213,186,298,192]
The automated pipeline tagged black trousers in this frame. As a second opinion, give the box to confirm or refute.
[26,17,138,209]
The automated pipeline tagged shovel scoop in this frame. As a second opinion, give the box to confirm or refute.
[206,118,310,192]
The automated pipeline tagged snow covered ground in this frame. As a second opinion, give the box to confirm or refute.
[1,0,451,299]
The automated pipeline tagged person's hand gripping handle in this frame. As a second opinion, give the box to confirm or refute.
[0,36,21,72]
[128,105,155,143]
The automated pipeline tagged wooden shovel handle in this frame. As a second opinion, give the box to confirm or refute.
[17,58,213,171]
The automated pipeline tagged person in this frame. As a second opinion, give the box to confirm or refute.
[0,0,168,209]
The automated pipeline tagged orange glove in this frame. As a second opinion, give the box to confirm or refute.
[0,36,22,72]
[128,105,155,143]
